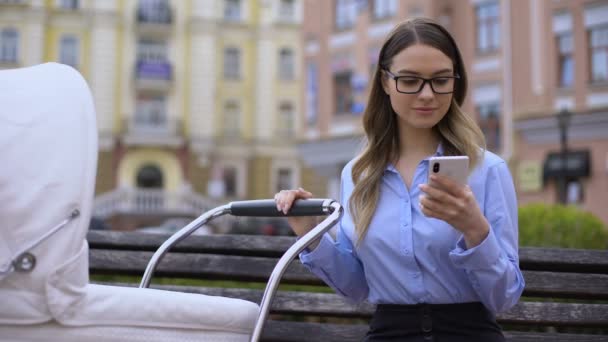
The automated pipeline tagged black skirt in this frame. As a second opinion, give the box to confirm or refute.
[363,302,505,342]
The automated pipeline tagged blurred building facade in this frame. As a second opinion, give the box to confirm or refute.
[300,0,608,224]
[0,0,314,229]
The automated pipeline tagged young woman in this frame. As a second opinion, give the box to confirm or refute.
[274,18,525,341]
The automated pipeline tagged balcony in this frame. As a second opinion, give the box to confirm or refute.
[93,187,209,218]
[136,6,172,37]
[122,116,183,147]
[134,61,172,92]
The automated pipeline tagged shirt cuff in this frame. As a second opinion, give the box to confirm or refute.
[449,227,502,270]
[299,233,335,265]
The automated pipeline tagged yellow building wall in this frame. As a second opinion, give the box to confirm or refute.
[301,166,328,199]
[118,149,184,191]
[42,21,89,78]
[216,32,255,139]
[95,151,115,195]
[248,156,272,198]
[189,153,210,195]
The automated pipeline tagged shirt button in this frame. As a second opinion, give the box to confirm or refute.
[412,272,420,278]
[404,249,409,254]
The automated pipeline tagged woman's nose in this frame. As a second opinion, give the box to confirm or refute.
[418,82,435,99]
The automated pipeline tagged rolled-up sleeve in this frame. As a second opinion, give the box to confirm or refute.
[449,161,525,313]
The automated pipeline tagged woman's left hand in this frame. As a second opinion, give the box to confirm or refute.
[418,174,489,248]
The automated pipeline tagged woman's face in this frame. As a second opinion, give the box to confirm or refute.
[382,43,455,131]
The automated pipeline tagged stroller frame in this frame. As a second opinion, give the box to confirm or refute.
[138,198,343,342]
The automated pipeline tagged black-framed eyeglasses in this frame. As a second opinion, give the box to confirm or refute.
[384,69,460,94]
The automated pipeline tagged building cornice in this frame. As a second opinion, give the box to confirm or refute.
[514,109,608,144]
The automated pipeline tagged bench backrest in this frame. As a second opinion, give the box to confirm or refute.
[87,230,608,341]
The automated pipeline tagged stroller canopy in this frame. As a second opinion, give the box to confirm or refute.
[0,63,258,341]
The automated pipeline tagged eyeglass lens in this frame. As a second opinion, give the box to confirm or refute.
[396,77,455,94]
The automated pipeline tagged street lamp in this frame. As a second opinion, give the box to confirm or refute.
[556,108,572,204]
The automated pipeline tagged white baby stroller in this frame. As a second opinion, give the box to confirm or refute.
[0,63,343,342]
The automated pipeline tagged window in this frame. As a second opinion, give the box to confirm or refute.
[137,40,167,63]
[335,0,356,30]
[276,168,293,193]
[306,62,318,127]
[277,102,294,136]
[59,35,79,68]
[58,0,78,9]
[476,102,501,152]
[279,48,294,80]
[0,28,18,63]
[223,100,240,137]
[373,0,397,19]
[224,0,241,22]
[566,179,584,205]
[557,33,574,87]
[224,47,241,79]
[223,167,237,197]
[137,0,171,23]
[334,71,353,114]
[136,164,163,188]
[476,1,500,53]
[136,95,166,127]
[590,26,608,83]
[279,0,295,21]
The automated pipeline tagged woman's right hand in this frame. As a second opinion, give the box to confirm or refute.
[274,187,318,237]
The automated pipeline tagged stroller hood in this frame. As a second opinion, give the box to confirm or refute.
[0,63,98,323]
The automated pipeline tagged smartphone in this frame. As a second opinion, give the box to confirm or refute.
[428,156,469,185]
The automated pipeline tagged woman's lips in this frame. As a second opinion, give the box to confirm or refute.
[413,107,436,114]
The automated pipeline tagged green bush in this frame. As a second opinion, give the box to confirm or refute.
[518,203,607,249]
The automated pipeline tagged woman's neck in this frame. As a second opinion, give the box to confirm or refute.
[398,125,440,159]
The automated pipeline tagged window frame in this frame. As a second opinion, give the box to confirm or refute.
[224,47,241,80]
[0,28,19,63]
[475,1,501,54]
[589,25,608,84]
[59,34,79,68]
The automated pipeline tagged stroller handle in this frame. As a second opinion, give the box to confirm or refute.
[138,198,343,342]
[229,198,333,217]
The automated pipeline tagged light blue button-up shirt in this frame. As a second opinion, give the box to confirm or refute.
[300,145,525,314]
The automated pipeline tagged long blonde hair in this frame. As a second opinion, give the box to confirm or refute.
[349,18,486,244]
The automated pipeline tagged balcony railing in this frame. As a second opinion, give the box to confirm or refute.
[136,6,172,38]
[123,116,183,146]
[137,6,172,24]
[93,187,218,219]
[135,61,172,91]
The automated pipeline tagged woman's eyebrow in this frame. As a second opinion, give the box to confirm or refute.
[395,68,454,76]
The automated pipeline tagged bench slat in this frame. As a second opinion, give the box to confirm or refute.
[96,283,608,327]
[262,320,608,342]
[89,249,608,299]
[87,231,608,274]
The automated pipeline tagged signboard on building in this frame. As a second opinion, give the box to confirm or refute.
[518,160,542,192]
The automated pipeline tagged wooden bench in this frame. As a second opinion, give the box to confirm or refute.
[87,230,608,341]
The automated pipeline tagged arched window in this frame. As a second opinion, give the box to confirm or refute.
[136,164,164,188]
[0,28,18,63]
[279,48,294,80]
